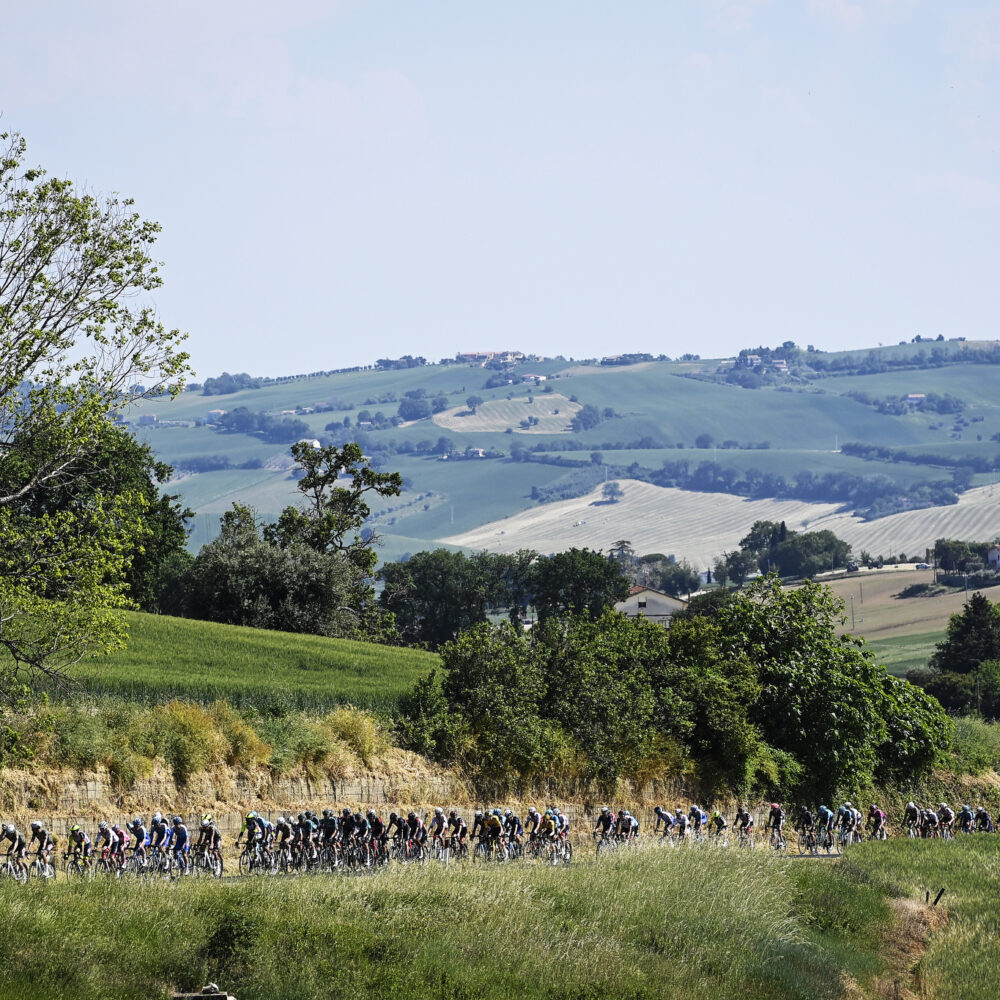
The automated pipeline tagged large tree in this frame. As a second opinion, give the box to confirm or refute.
[929,592,1000,675]
[0,131,189,690]
[530,548,630,621]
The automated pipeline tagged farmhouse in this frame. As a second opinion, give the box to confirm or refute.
[614,586,687,625]
[989,545,1000,568]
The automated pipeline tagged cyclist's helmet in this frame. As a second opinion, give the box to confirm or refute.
[407,812,416,821]
[152,812,163,823]
[305,810,314,819]
[130,817,141,828]
[30,820,41,830]
[366,810,376,819]
[172,816,182,825]
[276,816,285,825]
[907,801,915,809]
[98,821,108,831]
[389,812,398,822]
[200,818,210,830]
[869,805,876,812]
[844,802,852,808]
[70,824,80,833]
[323,809,332,818]
[493,808,502,817]
[353,812,362,822]
[434,807,444,816]
[819,805,828,813]
[449,809,457,818]
[770,803,779,810]
[201,812,213,824]
[474,809,483,817]
[601,807,609,815]
[712,811,720,820]
[5,824,15,834]
[624,811,631,819]
[246,810,257,821]
[503,809,512,818]
[939,802,948,809]
[342,808,352,818]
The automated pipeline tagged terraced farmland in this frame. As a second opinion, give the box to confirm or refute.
[442,480,1000,568]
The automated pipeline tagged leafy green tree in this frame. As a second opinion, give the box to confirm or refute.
[185,504,366,637]
[530,548,630,621]
[265,441,401,575]
[439,622,549,784]
[0,131,189,690]
[929,592,1000,675]
[771,529,850,577]
[724,549,756,587]
[465,395,484,412]
[658,559,700,598]
[602,481,625,503]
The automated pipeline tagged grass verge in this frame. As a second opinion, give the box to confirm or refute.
[0,845,903,1000]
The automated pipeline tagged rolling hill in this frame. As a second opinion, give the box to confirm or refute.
[124,342,1000,563]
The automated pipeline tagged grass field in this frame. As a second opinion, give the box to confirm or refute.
[0,844,913,1000]
[54,612,437,713]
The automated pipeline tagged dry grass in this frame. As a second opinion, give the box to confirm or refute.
[431,393,581,434]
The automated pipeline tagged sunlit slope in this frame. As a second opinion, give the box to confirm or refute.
[442,480,1000,567]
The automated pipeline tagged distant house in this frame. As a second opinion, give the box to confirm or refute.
[989,545,1000,568]
[206,409,227,423]
[456,350,525,365]
[136,414,157,427]
[522,373,547,382]
[614,586,687,626]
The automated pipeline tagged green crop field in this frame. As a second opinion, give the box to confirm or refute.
[867,632,942,676]
[52,612,437,713]
[0,843,938,1000]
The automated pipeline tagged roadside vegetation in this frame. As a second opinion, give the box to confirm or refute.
[0,844,920,1000]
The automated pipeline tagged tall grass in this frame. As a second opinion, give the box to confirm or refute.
[40,611,438,713]
[9,699,388,787]
[845,836,1000,998]
[0,846,898,1000]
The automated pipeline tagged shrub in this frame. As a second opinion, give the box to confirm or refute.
[950,717,1000,775]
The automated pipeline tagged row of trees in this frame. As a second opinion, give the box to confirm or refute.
[400,578,949,798]
[378,548,630,648]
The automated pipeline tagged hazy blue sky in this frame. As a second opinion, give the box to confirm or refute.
[4,1,999,378]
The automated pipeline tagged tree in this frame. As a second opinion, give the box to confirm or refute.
[530,548,630,621]
[265,441,401,576]
[184,504,365,637]
[659,559,700,598]
[397,397,432,421]
[930,593,1000,675]
[465,395,484,413]
[0,131,190,689]
[602,481,625,503]
[724,549,756,587]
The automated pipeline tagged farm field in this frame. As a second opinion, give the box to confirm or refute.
[432,393,580,433]
[867,632,944,676]
[442,480,1000,569]
[55,612,437,713]
[0,842,947,1000]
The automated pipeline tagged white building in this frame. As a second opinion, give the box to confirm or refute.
[614,586,687,626]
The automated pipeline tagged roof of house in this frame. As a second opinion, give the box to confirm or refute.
[623,585,688,605]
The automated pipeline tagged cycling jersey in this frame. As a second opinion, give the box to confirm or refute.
[149,819,168,848]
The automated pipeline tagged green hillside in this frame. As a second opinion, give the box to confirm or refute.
[56,612,437,713]
[124,345,1000,556]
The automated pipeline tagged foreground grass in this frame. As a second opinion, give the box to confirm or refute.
[52,612,437,713]
[845,836,1000,999]
[0,847,898,1000]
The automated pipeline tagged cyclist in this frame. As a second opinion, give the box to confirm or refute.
[796,806,815,836]
[94,821,118,867]
[484,808,505,849]
[274,816,293,855]
[938,802,955,835]
[404,810,427,846]
[197,815,224,869]
[110,821,130,866]
[168,816,190,872]
[236,810,265,855]
[836,802,853,833]
[319,809,339,847]
[709,811,727,839]
[446,809,468,849]
[428,807,447,847]
[733,806,753,843]
[765,803,785,846]
[386,811,405,843]
[902,801,920,833]
[653,805,673,837]
[689,805,704,837]
[128,816,149,865]
[470,809,487,842]
[537,809,557,843]
[503,808,524,849]
[674,808,688,841]
[956,804,975,834]
[67,824,92,864]
[593,807,615,842]
[922,806,939,838]
[366,810,385,852]
[975,806,994,833]
[555,809,570,844]
[28,821,54,869]
[523,807,540,839]
[816,805,835,846]
[297,812,316,859]
[866,805,886,840]
[2,823,28,876]
[149,812,168,857]
[620,811,639,841]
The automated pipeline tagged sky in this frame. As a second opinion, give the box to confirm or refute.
[3,1,1000,379]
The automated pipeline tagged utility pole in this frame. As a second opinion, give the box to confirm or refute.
[850,594,855,631]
